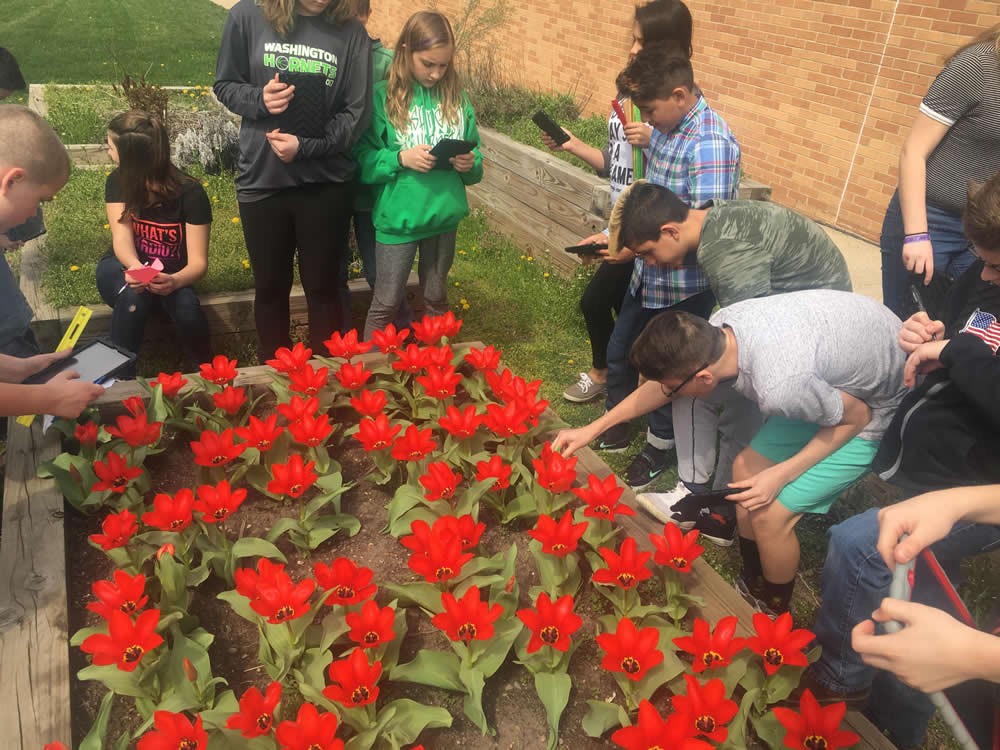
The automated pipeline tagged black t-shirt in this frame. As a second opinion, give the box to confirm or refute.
[105,170,212,274]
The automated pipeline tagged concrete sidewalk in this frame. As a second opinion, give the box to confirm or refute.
[823,226,882,302]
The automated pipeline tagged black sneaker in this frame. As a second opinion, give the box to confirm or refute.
[693,506,737,547]
[593,423,631,452]
[782,667,871,710]
[734,575,777,616]
[625,445,669,491]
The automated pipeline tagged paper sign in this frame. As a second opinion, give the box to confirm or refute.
[125,258,164,284]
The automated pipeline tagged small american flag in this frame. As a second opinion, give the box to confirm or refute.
[961,309,1000,353]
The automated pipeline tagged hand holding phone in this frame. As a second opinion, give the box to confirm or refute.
[532,111,570,146]
[564,242,608,256]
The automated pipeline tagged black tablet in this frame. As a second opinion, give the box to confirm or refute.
[429,138,476,164]
[22,338,136,386]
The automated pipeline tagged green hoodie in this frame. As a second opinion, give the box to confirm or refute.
[354,79,483,244]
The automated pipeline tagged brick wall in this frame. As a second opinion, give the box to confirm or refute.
[369,1,997,241]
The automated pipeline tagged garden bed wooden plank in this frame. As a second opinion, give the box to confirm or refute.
[0,419,72,749]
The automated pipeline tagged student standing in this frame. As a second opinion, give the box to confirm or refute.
[354,11,483,339]
[214,0,371,359]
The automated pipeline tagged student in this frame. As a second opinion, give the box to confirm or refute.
[608,180,853,544]
[589,49,740,492]
[543,0,693,406]
[0,105,104,418]
[214,0,371,359]
[806,174,1000,748]
[553,289,907,615]
[880,23,1000,317]
[354,11,483,339]
[94,111,213,375]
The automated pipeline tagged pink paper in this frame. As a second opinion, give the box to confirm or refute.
[125,258,164,284]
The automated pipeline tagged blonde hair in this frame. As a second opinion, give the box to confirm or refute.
[0,104,70,186]
[385,11,461,133]
[946,23,1000,64]
[261,0,356,38]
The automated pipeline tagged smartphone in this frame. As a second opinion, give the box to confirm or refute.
[6,208,46,244]
[532,111,570,145]
[564,242,608,256]
[22,338,136,386]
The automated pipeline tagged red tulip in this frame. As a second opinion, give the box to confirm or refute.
[314,557,377,606]
[266,342,312,374]
[349,388,388,417]
[288,412,334,448]
[136,711,207,750]
[267,454,318,499]
[482,400,531,437]
[573,473,634,521]
[592,537,653,590]
[333,361,372,390]
[432,586,503,643]
[74,420,99,445]
[747,612,815,676]
[277,394,320,424]
[194,480,247,523]
[92,451,143,494]
[533,441,577,494]
[81,609,163,671]
[772,690,860,750]
[354,413,401,452]
[88,570,148,620]
[275,702,343,750]
[235,558,286,603]
[156,543,175,560]
[528,511,587,557]
[142,488,195,532]
[226,682,282,738]
[370,323,409,354]
[390,424,437,461]
[235,413,283,452]
[199,354,238,385]
[411,311,462,344]
[190,428,245,467]
[424,344,455,368]
[650,523,704,573]
[418,460,463,501]
[438,404,482,438]
[463,345,502,372]
[517,592,582,653]
[104,409,162,448]
[323,648,381,708]
[407,535,473,584]
[89,508,138,550]
[122,395,146,417]
[247,569,316,624]
[346,599,396,649]
[474,454,512,491]
[415,364,462,399]
[611,699,712,750]
[485,368,541,403]
[674,616,747,673]
[323,329,372,360]
[212,385,247,416]
[671,674,740,744]
[43,743,69,750]
[433,514,485,551]
[288,363,329,396]
[391,343,429,374]
[152,371,188,398]
[596,617,664,682]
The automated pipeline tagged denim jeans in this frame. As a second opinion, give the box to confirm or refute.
[364,231,455,339]
[96,253,212,374]
[605,289,715,442]
[813,506,1000,747]
[879,190,976,318]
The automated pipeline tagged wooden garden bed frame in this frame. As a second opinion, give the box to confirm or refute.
[0,350,894,748]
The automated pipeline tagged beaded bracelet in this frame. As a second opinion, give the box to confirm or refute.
[903,233,931,244]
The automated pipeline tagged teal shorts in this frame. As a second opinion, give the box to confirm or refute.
[748,416,879,514]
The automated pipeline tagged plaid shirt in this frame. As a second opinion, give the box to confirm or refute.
[631,97,741,308]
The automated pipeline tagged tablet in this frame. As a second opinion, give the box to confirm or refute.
[429,138,476,166]
[22,338,136,386]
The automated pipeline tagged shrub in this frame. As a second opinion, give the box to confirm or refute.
[173,112,240,175]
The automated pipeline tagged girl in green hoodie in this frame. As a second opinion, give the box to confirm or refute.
[354,10,483,339]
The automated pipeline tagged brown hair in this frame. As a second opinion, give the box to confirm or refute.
[261,0,356,38]
[107,110,191,222]
[385,11,461,133]
[946,23,1000,64]
[634,0,693,59]
[629,310,725,381]
[0,104,70,185]
[964,172,1000,253]
[616,48,694,105]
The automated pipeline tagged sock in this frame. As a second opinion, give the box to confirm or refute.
[739,537,763,588]
[760,577,795,614]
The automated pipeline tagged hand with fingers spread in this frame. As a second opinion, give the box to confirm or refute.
[726,463,791,511]
[902,238,934,286]
[902,339,948,387]
[262,73,295,114]
[898,311,945,354]
[266,129,300,163]
[399,145,436,173]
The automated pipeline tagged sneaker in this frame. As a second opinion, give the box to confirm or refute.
[635,480,699,525]
[734,575,778,617]
[593,423,631,452]
[782,667,871,710]
[692,506,736,547]
[625,444,670,491]
[562,372,607,403]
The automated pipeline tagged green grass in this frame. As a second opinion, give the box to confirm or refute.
[0,0,224,86]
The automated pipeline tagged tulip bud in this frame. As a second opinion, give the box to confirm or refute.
[183,657,198,682]
[156,543,175,560]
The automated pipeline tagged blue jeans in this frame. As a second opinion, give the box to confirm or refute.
[879,191,976,317]
[605,289,715,442]
[813,507,1000,747]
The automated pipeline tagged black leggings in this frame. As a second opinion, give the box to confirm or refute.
[238,182,352,360]
[579,261,633,370]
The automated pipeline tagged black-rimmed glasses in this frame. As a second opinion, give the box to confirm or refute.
[660,361,710,400]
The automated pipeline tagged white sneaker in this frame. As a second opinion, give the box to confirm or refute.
[562,372,607,403]
[635,480,694,525]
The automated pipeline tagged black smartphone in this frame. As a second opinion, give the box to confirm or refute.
[429,138,476,160]
[6,208,46,244]
[532,111,570,146]
[564,242,608,256]
[22,338,136,386]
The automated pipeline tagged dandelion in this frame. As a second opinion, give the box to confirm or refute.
[458,249,467,255]
[459,298,468,305]
[160,63,165,67]
[462,302,470,310]
[231,217,240,224]
[453,281,460,287]
[103,223,110,229]
[70,265,80,272]
[202,181,209,187]
[527,255,535,262]
[567,359,575,365]
[191,106,197,111]
[519,254,526,260]
[241,259,250,269]
[212,197,219,203]
[543,272,550,278]
[104,171,110,177]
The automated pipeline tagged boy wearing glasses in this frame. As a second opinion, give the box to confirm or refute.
[554,289,907,614]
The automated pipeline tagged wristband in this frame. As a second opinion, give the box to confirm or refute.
[903,233,930,245]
